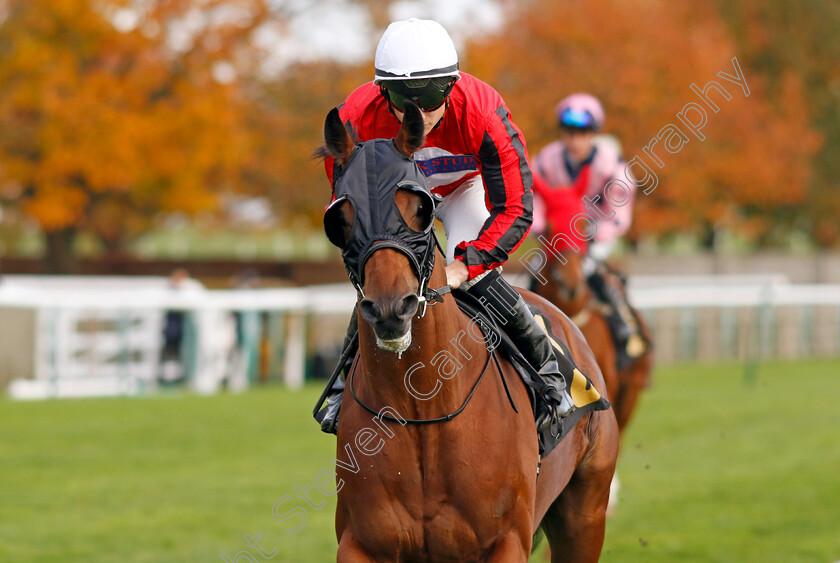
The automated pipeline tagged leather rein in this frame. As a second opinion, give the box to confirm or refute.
[347,237,519,426]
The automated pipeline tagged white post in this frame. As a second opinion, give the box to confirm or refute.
[284,313,305,390]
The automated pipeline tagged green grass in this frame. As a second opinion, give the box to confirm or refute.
[1,359,839,562]
[599,359,840,563]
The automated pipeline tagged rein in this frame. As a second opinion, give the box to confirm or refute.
[347,245,518,425]
[347,317,495,425]
[347,280,517,426]
[328,228,519,426]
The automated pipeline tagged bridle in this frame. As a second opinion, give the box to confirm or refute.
[323,139,450,318]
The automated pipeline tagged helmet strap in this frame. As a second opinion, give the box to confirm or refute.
[430,99,449,132]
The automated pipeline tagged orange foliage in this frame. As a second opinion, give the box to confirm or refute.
[0,0,267,243]
[464,0,821,242]
[0,0,827,262]
[246,60,371,228]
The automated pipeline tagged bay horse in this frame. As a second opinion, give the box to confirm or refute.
[531,251,653,434]
[319,102,619,562]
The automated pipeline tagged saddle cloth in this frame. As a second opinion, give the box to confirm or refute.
[451,289,611,457]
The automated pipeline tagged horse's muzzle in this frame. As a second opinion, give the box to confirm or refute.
[359,292,419,350]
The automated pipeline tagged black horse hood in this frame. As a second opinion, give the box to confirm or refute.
[324,139,437,291]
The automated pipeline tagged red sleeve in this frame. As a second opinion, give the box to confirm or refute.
[453,104,534,279]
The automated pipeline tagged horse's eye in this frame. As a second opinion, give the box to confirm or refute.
[324,199,354,248]
[414,198,433,231]
[395,186,433,232]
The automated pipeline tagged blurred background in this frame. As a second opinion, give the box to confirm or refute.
[0,0,838,561]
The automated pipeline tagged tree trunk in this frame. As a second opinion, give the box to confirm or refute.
[44,227,79,274]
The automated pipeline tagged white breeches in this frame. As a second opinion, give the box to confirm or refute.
[434,176,491,265]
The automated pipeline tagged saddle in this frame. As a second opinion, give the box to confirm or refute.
[450,289,610,458]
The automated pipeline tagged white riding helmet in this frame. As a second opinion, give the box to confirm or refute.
[374,18,460,84]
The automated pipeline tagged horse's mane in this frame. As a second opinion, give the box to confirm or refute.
[311,145,330,162]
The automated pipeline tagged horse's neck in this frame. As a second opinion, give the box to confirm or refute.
[355,260,484,418]
[564,289,591,317]
[548,260,591,316]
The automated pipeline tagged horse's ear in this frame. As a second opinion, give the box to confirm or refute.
[316,107,354,166]
[395,101,426,157]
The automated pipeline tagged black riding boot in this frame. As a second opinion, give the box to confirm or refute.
[314,306,357,434]
[587,267,644,366]
[467,270,575,429]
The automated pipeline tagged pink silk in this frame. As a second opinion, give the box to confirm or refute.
[532,139,636,245]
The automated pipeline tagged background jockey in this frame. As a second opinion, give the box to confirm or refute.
[316,18,576,435]
[532,93,645,366]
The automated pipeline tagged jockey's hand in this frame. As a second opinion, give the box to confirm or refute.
[445,260,470,289]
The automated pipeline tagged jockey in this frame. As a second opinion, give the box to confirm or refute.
[316,18,576,434]
[532,93,645,366]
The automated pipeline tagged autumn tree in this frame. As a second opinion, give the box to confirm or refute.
[712,0,840,247]
[243,59,370,230]
[0,0,268,272]
[464,0,821,248]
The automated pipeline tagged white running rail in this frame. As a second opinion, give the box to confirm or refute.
[1,275,838,399]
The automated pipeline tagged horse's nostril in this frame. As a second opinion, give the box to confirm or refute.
[359,298,382,324]
[396,293,420,320]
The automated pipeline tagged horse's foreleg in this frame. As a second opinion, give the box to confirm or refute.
[337,530,377,563]
[542,478,609,563]
[542,411,618,563]
[484,531,530,562]
[615,358,650,431]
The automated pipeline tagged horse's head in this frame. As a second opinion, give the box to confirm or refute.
[321,102,437,355]
[547,248,588,306]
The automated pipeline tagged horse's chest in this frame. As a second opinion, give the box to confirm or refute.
[346,494,517,562]
[340,454,529,560]
[337,390,537,559]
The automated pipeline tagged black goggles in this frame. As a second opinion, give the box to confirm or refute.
[381,81,455,112]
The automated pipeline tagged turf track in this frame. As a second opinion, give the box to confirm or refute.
[1,359,838,562]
